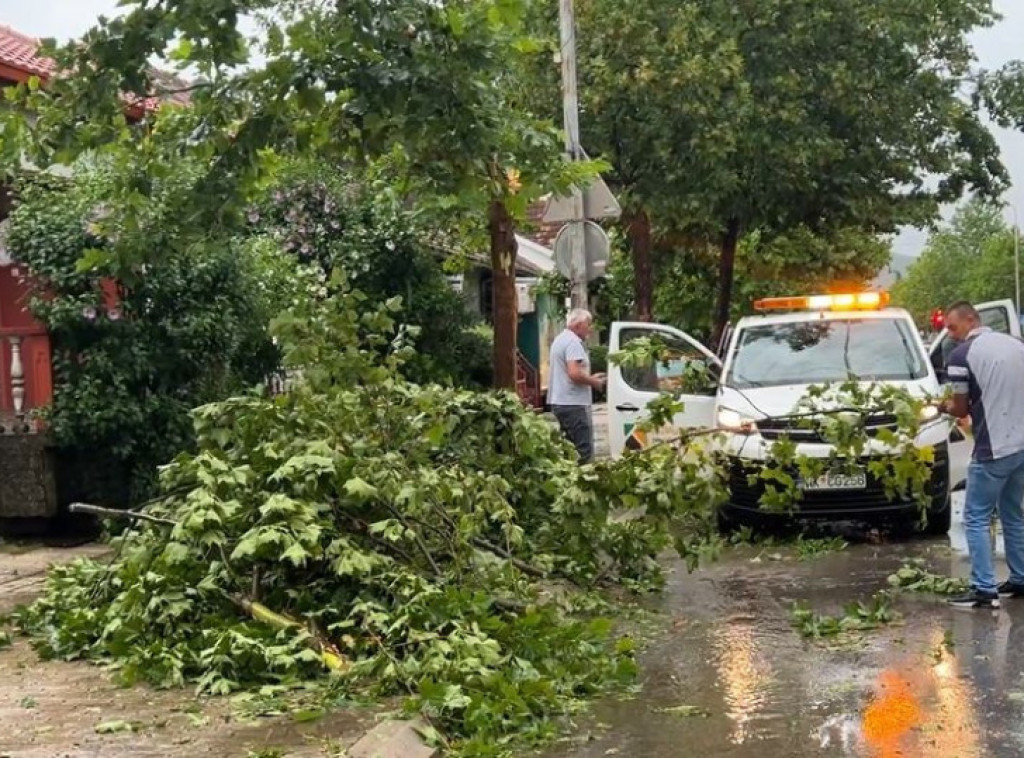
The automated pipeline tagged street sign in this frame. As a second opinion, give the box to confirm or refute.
[541,161,621,223]
[553,221,610,282]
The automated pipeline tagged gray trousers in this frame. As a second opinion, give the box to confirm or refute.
[551,405,594,463]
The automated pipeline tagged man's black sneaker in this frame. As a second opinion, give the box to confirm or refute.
[948,590,1000,610]
[998,581,1024,598]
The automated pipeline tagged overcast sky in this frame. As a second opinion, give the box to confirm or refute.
[2,0,1023,256]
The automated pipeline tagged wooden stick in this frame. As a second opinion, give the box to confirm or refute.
[69,502,177,527]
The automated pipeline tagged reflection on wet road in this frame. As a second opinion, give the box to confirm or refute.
[546,540,1024,757]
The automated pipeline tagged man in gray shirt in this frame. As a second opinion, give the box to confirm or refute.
[941,301,1024,610]
[548,309,606,462]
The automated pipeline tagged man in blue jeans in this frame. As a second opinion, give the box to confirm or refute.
[940,302,1024,610]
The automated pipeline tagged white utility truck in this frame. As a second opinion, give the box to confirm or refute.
[607,295,1022,532]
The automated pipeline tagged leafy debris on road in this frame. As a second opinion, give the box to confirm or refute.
[887,562,968,595]
[795,536,848,561]
[12,287,726,757]
[791,592,899,639]
[654,704,710,717]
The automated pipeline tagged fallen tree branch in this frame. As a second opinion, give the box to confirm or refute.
[384,504,443,577]
[473,538,547,578]
[69,502,177,527]
[229,594,349,673]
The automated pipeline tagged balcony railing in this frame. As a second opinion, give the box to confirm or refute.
[515,350,542,409]
[0,326,50,434]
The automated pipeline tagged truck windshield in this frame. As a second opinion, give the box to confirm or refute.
[728,318,928,389]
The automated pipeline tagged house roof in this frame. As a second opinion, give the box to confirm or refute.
[0,23,190,110]
[515,234,555,275]
[524,198,562,250]
[0,25,55,79]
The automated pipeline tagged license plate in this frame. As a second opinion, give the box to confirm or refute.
[801,469,867,491]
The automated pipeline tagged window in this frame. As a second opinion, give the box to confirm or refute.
[619,328,718,394]
[728,318,927,389]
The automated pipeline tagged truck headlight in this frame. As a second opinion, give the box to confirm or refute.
[717,407,758,434]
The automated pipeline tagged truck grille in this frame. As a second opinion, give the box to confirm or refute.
[728,443,948,514]
[756,413,899,443]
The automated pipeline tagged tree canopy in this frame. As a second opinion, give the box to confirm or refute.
[525,0,1011,337]
[5,164,289,505]
[2,0,593,389]
[892,198,1018,326]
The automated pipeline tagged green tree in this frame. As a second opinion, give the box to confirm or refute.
[651,227,891,341]
[5,166,290,504]
[526,0,1008,340]
[892,198,1015,325]
[3,0,590,390]
[251,160,493,386]
[979,60,1024,131]
[581,224,889,345]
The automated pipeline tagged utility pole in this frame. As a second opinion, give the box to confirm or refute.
[1014,206,1021,317]
[558,0,588,311]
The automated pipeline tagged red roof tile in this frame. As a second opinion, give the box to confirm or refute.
[0,23,190,110]
[523,199,562,250]
[0,24,55,78]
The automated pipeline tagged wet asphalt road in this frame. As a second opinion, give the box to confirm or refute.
[546,536,1024,758]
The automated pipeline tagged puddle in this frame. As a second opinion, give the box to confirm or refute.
[546,541,1024,757]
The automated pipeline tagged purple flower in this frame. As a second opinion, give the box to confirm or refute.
[273,191,284,202]
[247,209,260,224]
[107,309,122,322]
[82,306,97,322]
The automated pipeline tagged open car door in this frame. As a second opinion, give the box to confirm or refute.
[930,299,1021,378]
[607,322,721,458]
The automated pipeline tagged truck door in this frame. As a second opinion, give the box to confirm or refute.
[929,299,1021,377]
[607,322,721,458]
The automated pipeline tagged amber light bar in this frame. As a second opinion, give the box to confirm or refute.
[753,291,890,312]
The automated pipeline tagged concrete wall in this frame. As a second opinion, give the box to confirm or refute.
[0,433,57,519]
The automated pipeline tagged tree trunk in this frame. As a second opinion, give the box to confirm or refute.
[489,199,519,390]
[625,208,653,321]
[712,219,741,348]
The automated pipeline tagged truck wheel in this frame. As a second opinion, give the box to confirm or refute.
[921,496,952,537]
[716,507,740,536]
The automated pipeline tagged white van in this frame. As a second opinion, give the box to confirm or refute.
[607,296,1021,531]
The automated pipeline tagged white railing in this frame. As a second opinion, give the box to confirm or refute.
[7,334,24,415]
[1,330,45,435]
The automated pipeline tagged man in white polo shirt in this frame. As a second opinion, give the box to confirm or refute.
[548,309,606,463]
[941,301,1024,610]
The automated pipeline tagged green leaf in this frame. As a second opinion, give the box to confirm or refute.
[290,708,324,723]
[281,542,310,567]
[75,247,112,273]
[343,477,378,500]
